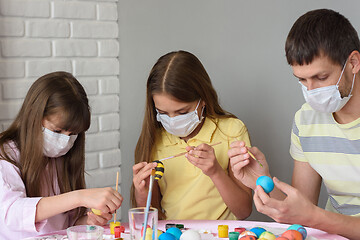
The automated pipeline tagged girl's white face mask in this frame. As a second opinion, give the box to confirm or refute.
[42,127,78,158]
[300,59,355,113]
[156,100,204,137]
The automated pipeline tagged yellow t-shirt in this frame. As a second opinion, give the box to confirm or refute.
[152,117,250,220]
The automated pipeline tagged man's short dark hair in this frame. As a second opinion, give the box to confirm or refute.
[285,9,360,66]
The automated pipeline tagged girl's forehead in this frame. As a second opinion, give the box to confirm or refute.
[153,93,181,104]
[153,93,197,111]
[43,112,65,127]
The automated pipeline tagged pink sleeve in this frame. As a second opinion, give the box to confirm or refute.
[0,160,48,233]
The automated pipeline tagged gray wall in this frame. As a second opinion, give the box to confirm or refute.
[118,0,360,221]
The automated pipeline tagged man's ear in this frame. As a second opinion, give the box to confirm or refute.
[349,50,360,74]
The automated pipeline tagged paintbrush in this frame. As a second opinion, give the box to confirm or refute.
[157,142,222,162]
[247,147,263,167]
[113,171,119,223]
[142,169,155,240]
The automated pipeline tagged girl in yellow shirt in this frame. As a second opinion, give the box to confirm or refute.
[132,50,252,220]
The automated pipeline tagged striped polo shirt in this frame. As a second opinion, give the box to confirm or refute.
[290,103,360,216]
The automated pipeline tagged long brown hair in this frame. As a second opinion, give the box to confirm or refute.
[0,71,90,222]
[131,50,236,208]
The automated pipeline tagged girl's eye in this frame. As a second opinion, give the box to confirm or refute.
[179,112,188,115]
[54,130,62,133]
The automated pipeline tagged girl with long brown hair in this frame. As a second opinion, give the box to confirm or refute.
[0,72,122,239]
[132,51,252,220]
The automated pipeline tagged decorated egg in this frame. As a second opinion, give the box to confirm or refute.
[281,230,303,240]
[240,230,257,238]
[256,176,274,193]
[180,229,201,240]
[240,236,257,240]
[157,229,164,237]
[145,228,153,240]
[287,224,307,240]
[250,227,266,238]
[91,208,102,215]
[159,232,177,240]
[259,231,276,240]
[275,237,290,240]
[153,160,164,180]
[141,225,151,236]
[166,227,182,240]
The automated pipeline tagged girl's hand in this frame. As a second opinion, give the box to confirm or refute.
[75,211,112,226]
[185,143,222,177]
[132,162,157,206]
[228,141,269,190]
[86,211,112,226]
[78,187,123,214]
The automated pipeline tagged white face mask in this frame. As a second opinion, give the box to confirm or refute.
[156,100,204,137]
[42,127,78,158]
[300,59,355,113]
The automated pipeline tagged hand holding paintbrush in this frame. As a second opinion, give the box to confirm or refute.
[246,147,263,167]
[156,142,222,162]
[228,140,269,190]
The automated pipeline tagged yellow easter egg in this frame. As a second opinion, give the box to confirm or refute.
[259,231,276,240]
[91,208,102,215]
[145,227,153,240]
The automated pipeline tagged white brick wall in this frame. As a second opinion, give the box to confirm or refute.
[0,0,121,220]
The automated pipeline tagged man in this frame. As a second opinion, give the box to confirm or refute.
[228,9,360,239]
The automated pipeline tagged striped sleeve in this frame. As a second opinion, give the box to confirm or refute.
[290,112,307,162]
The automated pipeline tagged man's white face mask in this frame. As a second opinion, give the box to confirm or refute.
[300,59,355,113]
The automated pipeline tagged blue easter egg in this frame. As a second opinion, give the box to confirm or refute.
[287,224,307,240]
[166,227,182,240]
[256,176,274,193]
[250,227,266,238]
[159,232,177,240]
